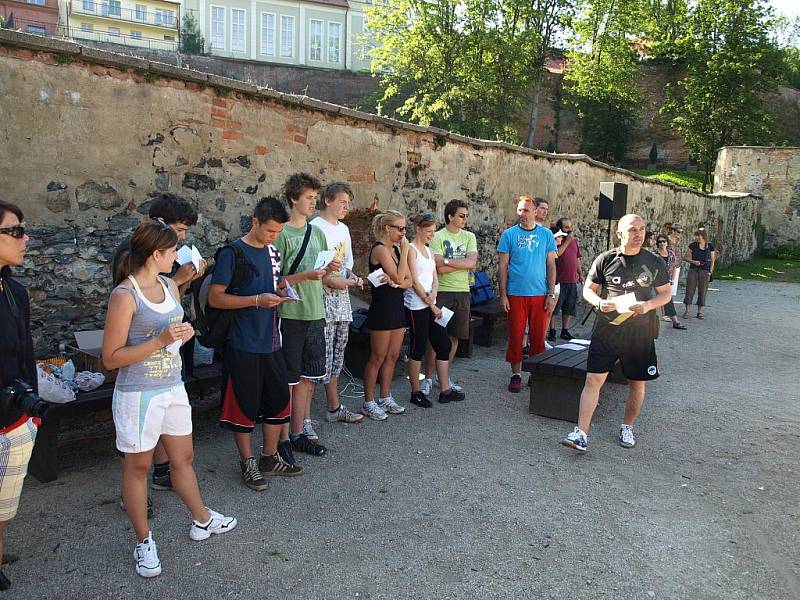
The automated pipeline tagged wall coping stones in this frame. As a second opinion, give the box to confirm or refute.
[720,145,800,151]
[0,30,758,202]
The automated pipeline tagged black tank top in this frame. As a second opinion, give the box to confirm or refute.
[367,242,406,331]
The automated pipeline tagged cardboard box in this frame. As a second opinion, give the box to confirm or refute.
[67,330,117,383]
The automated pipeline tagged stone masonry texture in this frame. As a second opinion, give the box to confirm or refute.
[0,31,761,354]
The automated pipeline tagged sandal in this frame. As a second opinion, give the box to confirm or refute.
[696,314,704,320]
[682,312,690,319]
[673,323,687,330]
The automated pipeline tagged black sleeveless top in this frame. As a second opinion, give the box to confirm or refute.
[366,242,407,331]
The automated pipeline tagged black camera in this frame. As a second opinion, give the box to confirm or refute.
[0,379,50,418]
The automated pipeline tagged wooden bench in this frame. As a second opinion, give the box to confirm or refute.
[454,316,482,359]
[28,362,224,483]
[522,346,627,422]
[471,298,507,347]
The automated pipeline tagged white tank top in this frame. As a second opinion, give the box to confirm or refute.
[404,244,436,310]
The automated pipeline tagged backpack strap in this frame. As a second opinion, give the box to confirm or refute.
[287,224,312,276]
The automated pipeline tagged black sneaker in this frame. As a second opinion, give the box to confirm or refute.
[278,439,297,466]
[291,434,327,457]
[410,391,432,408]
[0,570,10,591]
[239,457,270,491]
[560,330,574,341]
[547,328,556,342]
[259,452,304,476]
[151,472,173,491]
[439,388,465,403]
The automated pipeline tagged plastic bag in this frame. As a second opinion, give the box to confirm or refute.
[36,364,76,404]
[61,359,76,382]
[74,371,105,392]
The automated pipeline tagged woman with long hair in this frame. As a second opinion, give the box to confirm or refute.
[682,229,716,319]
[361,211,412,420]
[103,219,236,578]
[405,213,464,407]
[653,235,686,330]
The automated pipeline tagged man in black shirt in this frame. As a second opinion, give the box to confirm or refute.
[562,214,672,453]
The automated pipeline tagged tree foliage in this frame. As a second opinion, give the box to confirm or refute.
[181,12,206,55]
[663,0,783,190]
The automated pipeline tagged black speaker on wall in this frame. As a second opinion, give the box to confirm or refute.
[598,182,628,220]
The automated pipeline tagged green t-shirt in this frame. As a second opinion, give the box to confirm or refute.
[275,223,327,321]
[430,227,478,292]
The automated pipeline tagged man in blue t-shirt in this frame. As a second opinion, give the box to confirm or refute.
[208,197,304,491]
[497,196,558,393]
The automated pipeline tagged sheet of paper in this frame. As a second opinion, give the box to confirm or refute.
[671,267,680,296]
[612,292,638,313]
[190,245,202,272]
[314,250,336,270]
[367,268,386,287]
[570,338,591,345]
[557,343,588,351]
[166,340,182,355]
[554,230,568,238]
[176,245,193,266]
[284,281,301,301]
[434,306,454,327]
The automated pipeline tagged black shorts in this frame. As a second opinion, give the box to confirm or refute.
[554,282,579,316]
[280,318,327,384]
[587,325,659,381]
[220,347,291,433]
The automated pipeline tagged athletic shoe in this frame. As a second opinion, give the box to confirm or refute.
[302,419,320,442]
[547,328,556,342]
[325,404,364,424]
[151,472,173,492]
[409,391,432,408]
[432,375,463,393]
[190,509,238,541]
[239,457,269,492]
[278,439,298,466]
[291,433,327,456]
[361,400,388,421]
[378,395,406,415]
[259,452,304,476]
[561,427,588,452]
[560,330,574,341]
[134,532,161,578]
[619,424,636,448]
[439,388,465,403]
[420,378,433,396]
[662,316,672,322]
[508,374,522,393]
[120,494,154,518]
[0,570,9,591]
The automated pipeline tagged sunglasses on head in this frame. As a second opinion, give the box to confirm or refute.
[152,217,170,231]
[0,223,26,239]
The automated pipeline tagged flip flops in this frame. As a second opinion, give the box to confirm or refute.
[673,323,687,330]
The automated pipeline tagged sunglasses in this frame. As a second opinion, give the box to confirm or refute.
[388,225,407,232]
[0,223,26,239]
[152,217,170,230]
[657,239,668,244]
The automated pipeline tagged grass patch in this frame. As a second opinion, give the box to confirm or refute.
[630,169,706,192]
[716,256,800,283]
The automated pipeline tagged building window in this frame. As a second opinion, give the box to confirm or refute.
[280,15,294,58]
[27,0,46,6]
[130,30,142,39]
[231,8,246,52]
[135,4,146,21]
[309,19,322,62]
[210,6,225,50]
[80,23,93,32]
[155,9,174,27]
[105,1,121,17]
[164,35,175,41]
[108,27,120,36]
[261,13,275,56]
[328,22,341,63]
[26,25,47,34]
[82,0,93,11]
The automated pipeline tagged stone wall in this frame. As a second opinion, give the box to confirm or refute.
[0,30,760,354]
[714,146,800,249]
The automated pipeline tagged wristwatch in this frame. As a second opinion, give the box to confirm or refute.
[443,258,450,266]
[547,292,556,298]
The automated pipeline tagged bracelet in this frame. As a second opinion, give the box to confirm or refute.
[254,294,260,309]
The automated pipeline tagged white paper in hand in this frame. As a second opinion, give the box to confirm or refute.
[434,306,454,327]
[367,268,386,287]
[190,246,202,272]
[671,267,680,297]
[612,292,638,313]
[284,281,301,301]
[166,340,182,355]
[176,245,193,266]
[314,250,336,270]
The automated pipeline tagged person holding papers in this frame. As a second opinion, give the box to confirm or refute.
[404,213,465,408]
[562,214,672,453]
[362,211,412,420]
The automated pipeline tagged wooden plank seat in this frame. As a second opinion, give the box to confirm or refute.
[522,346,627,423]
[28,362,224,483]
[470,298,507,347]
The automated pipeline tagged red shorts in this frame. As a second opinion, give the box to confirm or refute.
[506,295,549,365]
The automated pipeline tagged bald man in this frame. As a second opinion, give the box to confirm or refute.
[562,214,672,452]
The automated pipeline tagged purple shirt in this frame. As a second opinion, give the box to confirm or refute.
[556,238,581,284]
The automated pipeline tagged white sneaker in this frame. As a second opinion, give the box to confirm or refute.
[432,374,463,393]
[361,400,388,421]
[325,404,364,423]
[190,508,238,541]
[378,395,406,415]
[134,532,162,578]
[619,424,636,448]
[420,378,433,396]
[302,419,320,441]
[661,316,672,322]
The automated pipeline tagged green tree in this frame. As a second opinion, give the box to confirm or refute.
[642,0,689,63]
[180,12,206,55]
[564,0,645,163]
[663,0,783,190]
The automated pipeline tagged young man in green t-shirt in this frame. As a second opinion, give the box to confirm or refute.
[275,173,339,461]
[424,199,478,395]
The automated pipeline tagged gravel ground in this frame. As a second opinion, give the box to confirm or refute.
[5,279,800,599]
